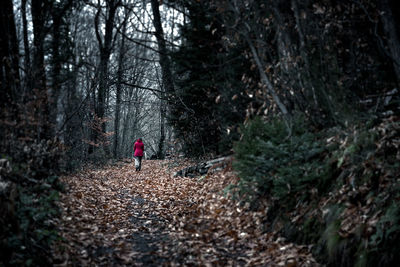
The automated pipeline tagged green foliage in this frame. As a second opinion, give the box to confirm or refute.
[354,249,368,267]
[367,202,400,266]
[3,184,60,266]
[231,114,400,266]
[232,116,400,266]
[1,162,62,266]
[320,205,344,262]
[233,116,332,204]
[324,220,342,261]
[169,1,249,157]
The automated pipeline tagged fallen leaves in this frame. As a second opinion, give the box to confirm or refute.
[52,159,319,266]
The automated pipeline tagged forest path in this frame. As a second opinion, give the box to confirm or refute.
[52,160,319,266]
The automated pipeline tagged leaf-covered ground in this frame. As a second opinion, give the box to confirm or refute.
[52,159,319,266]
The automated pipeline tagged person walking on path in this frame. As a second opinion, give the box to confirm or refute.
[133,138,144,171]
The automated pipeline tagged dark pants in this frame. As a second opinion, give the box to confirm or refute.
[136,156,143,171]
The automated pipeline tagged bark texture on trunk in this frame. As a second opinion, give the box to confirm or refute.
[150,0,175,98]
[0,0,20,110]
[113,14,127,158]
[21,0,31,98]
[379,0,400,84]
[157,101,166,159]
[31,0,51,139]
[245,34,290,118]
[151,0,175,158]
[93,0,120,153]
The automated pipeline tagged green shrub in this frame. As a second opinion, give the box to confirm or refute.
[367,201,400,266]
[231,115,400,266]
[1,170,61,266]
[232,116,332,205]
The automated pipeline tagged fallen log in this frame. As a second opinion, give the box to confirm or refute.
[173,156,231,178]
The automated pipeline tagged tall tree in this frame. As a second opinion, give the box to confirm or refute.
[379,0,400,84]
[151,0,175,158]
[49,0,73,135]
[157,96,166,158]
[31,0,52,139]
[93,0,120,154]
[150,0,175,96]
[0,0,20,112]
[113,8,129,158]
[0,0,20,153]
[21,0,31,97]
[170,1,249,155]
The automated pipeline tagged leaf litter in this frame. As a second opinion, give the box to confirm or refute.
[52,159,319,266]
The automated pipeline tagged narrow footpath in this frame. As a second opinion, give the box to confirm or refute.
[52,160,319,266]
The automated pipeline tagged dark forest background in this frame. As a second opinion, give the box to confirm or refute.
[1,0,399,265]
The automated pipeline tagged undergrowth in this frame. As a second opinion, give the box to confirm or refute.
[233,115,334,205]
[0,172,62,266]
[232,115,400,266]
[1,140,64,266]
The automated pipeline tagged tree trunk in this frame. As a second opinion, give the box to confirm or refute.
[273,0,336,126]
[290,0,318,108]
[113,13,127,158]
[0,0,20,111]
[157,101,166,159]
[151,0,176,158]
[65,56,81,168]
[150,0,175,99]
[379,0,400,84]
[31,0,47,95]
[94,0,119,154]
[0,0,20,151]
[31,0,51,139]
[49,1,72,136]
[121,87,135,158]
[244,34,290,119]
[50,16,62,137]
[113,76,122,158]
[229,1,289,120]
[129,89,141,157]
[21,0,31,99]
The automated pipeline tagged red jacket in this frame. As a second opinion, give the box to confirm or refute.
[134,139,144,157]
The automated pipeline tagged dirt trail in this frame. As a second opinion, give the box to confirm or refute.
[52,160,319,266]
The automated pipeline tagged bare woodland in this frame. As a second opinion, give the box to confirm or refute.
[1,0,400,266]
